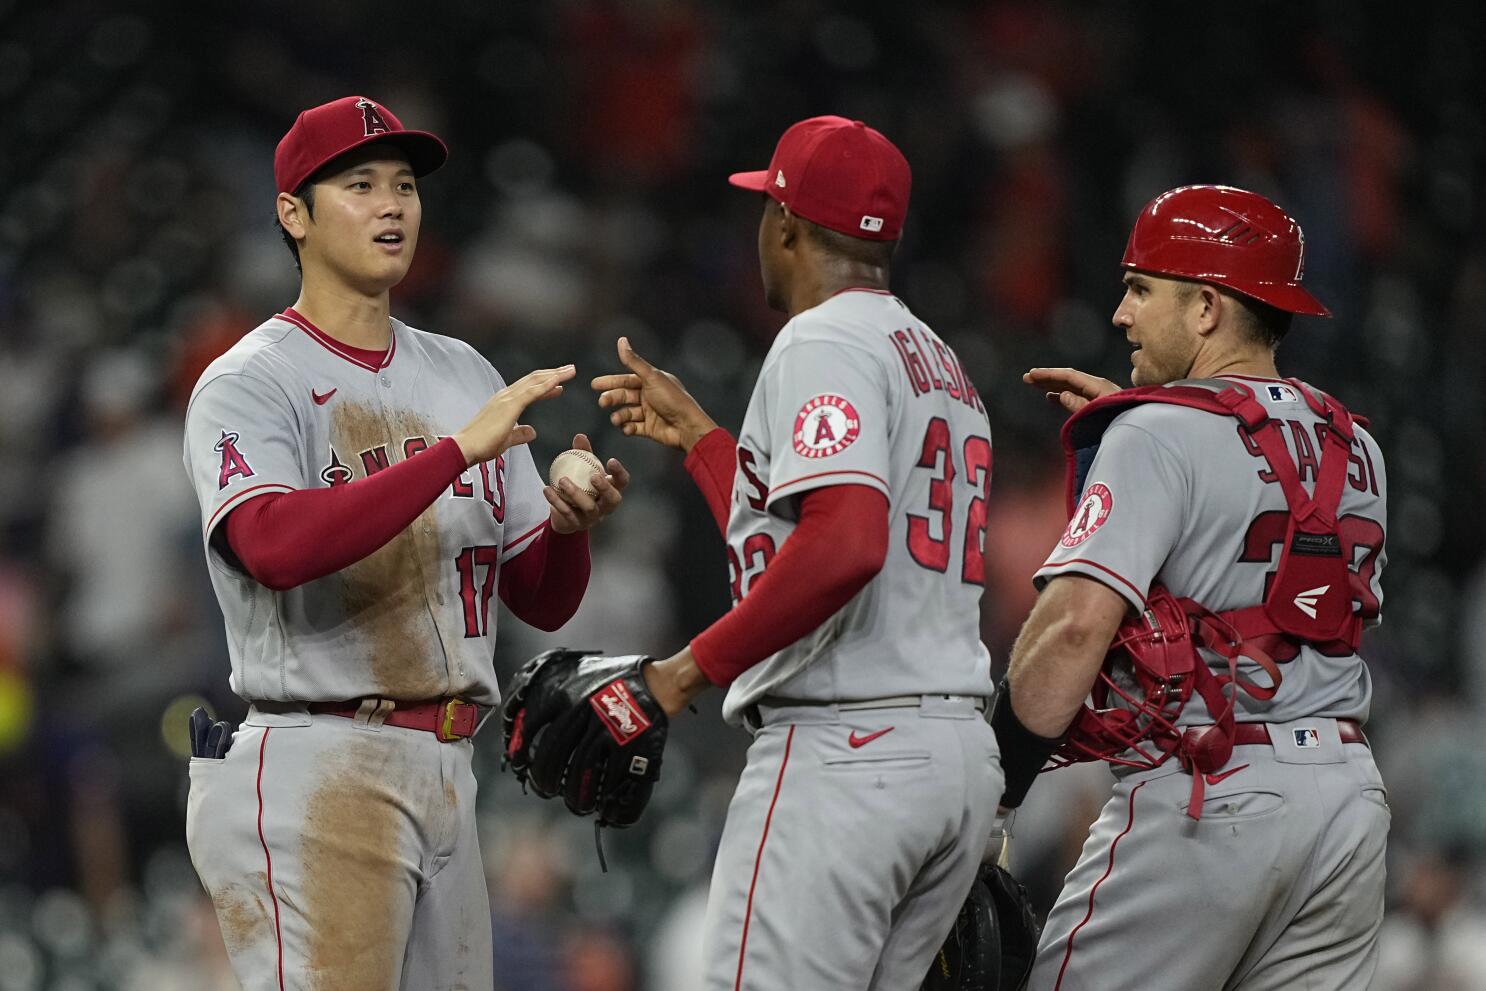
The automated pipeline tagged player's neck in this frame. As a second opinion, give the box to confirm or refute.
[1190,349,1280,381]
[291,279,394,350]
[788,268,891,317]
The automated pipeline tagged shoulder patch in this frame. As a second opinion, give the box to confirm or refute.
[1060,482,1113,547]
[214,430,256,489]
[792,394,861,459]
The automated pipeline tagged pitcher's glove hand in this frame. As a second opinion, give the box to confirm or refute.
[922,862,1040,990]
[502,648,668,827]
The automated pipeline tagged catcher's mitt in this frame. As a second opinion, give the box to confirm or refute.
[502,648,668,828]
[922,862,1040,991]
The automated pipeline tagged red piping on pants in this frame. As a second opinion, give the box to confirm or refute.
[735,724,795,990]
[1055,779,1146,990]
[256,728,286,990]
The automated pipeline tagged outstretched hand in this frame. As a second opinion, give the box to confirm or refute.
[454,365,576,466]
[1022,367,1122,414]
[592,337,718,453]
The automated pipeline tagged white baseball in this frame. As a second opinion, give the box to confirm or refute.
[549,448,606,497]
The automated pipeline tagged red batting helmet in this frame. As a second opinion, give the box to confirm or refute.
[1122,185,1330,317]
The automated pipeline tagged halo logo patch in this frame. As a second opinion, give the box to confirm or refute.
[792,394,861,458]
[1060,482,1113,548]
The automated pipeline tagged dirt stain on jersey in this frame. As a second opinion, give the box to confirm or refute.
[302,735,409,988]
[209,871,271,957]
[331,401,450,700]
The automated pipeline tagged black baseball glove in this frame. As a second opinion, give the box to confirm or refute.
[922,862,1040,991]
[502,648,668,828]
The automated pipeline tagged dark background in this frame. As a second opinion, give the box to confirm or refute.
[0,0,1482,987]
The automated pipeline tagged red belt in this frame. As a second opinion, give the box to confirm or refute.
[308,697,480,741]
[1229,719,1366,747]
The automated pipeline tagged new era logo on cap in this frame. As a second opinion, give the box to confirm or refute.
[728,116,911,241]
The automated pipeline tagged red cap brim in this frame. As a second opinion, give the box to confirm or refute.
[728,169,771,192]
[285,130,448,195]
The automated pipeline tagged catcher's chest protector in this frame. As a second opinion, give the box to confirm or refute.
[1062,378,1363,652]
[1055,379,1366,813]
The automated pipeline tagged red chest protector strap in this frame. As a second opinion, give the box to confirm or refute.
[1061,378,1365,655]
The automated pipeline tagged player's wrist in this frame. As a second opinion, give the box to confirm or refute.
[451,431,476,467]
[678,416,721,454]
[645,649,711,716]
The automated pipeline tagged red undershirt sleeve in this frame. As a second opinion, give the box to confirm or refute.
[224,436,470,591]
[682,427,738,537]
[497,526,592,632]
[689,484,889,687]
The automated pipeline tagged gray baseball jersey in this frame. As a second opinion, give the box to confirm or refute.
[722,288,997,723]
[701,289,1003,990]
[1036,376,1387,725]
[1029,374,1390,991]
[183,308,552,988]
[183,308,550,706]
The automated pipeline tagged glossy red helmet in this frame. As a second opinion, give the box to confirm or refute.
[1122,185,1331,317]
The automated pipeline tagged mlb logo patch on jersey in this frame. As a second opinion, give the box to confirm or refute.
[1293,727,1320,748]
[1060,482,1113,548]
[1267,384,1299,403]
[793,394,861,458]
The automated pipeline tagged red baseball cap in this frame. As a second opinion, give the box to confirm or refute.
[274,95,448,195]
[728,116,911,241]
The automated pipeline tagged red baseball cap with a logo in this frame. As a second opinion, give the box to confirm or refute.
[274,95,448,195]
[728,116,911,241]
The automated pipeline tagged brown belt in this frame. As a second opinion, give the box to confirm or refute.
[1229,719,1367,748]
[308,697,480,741]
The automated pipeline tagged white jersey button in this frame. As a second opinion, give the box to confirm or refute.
[380,374,392,388]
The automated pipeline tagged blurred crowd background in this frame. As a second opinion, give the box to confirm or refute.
[0,0,1483,988]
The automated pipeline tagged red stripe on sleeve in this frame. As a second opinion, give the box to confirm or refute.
[690,485,888,686]
[224,437,469,590]
[683,427,738,537]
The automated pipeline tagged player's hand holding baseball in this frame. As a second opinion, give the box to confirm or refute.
[592,337,718,453]
[544,433,630,535]
[1023,366,1122,413]
[454,365,576,465]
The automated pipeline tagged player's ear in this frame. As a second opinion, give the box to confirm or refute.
[1195,284,1223,337]
[277,191,310,240]
[777,202,798,249]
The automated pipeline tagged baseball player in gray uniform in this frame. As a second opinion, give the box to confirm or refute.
[182,96,627,988]
[593,116,1001,990]
[994,186,1389,990]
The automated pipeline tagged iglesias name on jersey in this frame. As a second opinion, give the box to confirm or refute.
[183,311,549,706]
[721,289,996,725]
[1037,375,1387,725]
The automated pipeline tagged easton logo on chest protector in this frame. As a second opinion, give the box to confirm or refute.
[591,680,652,745]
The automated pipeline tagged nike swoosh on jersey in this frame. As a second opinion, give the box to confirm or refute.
[312,388,338,405]
[848,727,895,749]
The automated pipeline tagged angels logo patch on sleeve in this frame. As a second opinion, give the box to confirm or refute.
[214,430,256,489]
[1061,482,1113,547]
[792,394,861,459]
